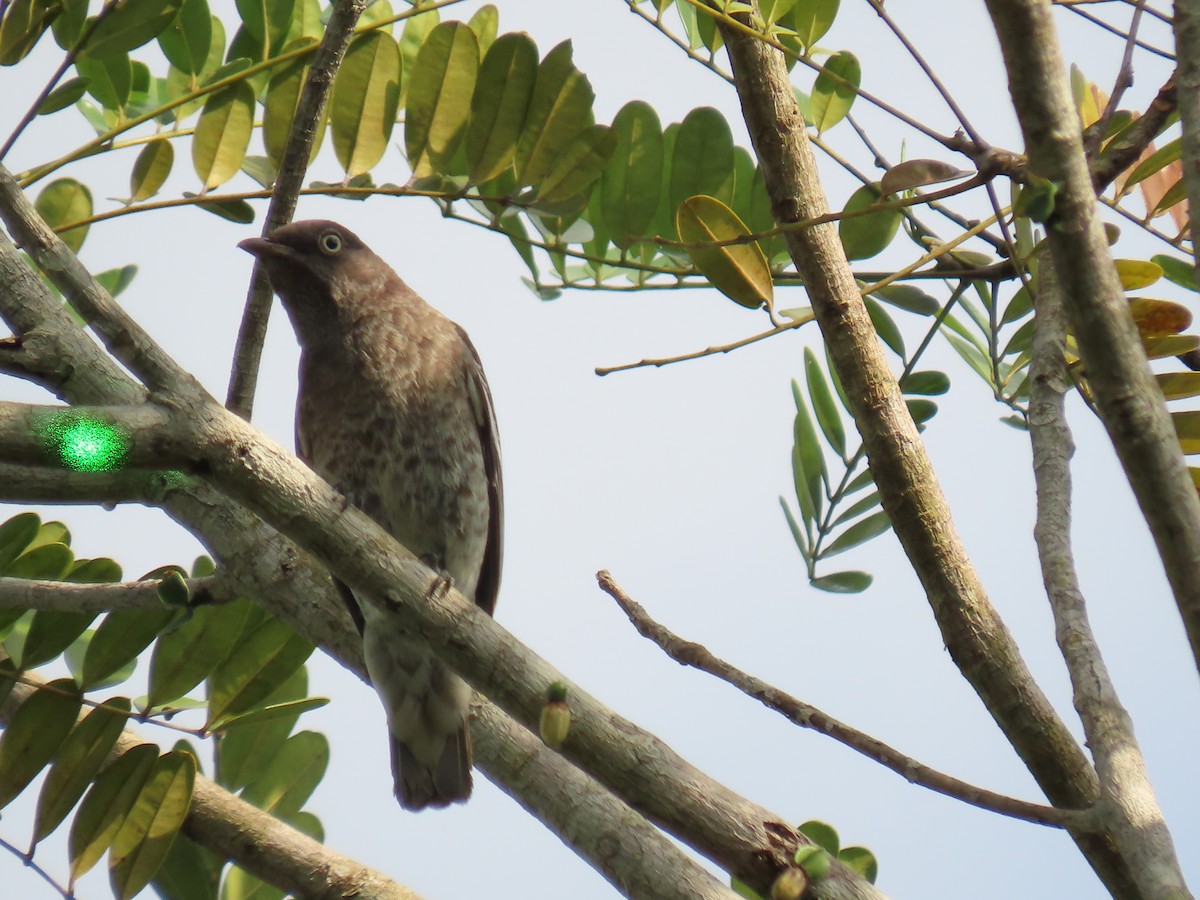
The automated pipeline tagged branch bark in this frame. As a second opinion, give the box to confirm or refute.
[984,0,1200,681]
[714,10,1138,897]
[1029,261,1191,899]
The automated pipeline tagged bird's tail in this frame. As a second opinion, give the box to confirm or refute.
[393,724,473,810]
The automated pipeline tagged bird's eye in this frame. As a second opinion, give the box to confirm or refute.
[319,231,343,254]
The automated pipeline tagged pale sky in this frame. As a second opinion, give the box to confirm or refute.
[1,2,1195,899]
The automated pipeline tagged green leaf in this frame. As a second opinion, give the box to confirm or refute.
[677,195,773,311]
[804,348,845,457]
[792,381,826,523]
[780,497,810,558]
[69,744,158,883]
[397,3,438,108]
[1014,175,1059,224]
[37,76,90,114]
[831,490,881,527]
[602,100,663,248]
[83,608,177,690]
[185,192,255,223]
[864,296,904,357]
[0,512,40,572]
[899,370,950,396]
[669,107,734,236]
[821,511,891,558]
[810,50,860,134]
[216,667,307,792]
[801,820,840,854]
[206,617,314,727]
[130,140,175,202]
[192,81,255,191]
[1152,254,1198,292]
[873,283,939,316]
[239,730,327,818]
[1000,285,1033,324]
[811,570,872,593]
[535,124,615,204]
[0,0,59,66]
[785,0,840,51]
[906,397,938,426]
[157,0,211,74]
[515,41,595,189]
[838,846,878,883]
[84,0,181,59]
[151,832,220,900]
[34,697,132,843]
[263,37,322,172]
[731,875,764,900]
[6,541,73,580]
[406,21,479,178]
[36,177,92,253]
[331,31,401,178]
[468,4,498,53]
[839,184,900,260]
[147,599,255,709]
[210,697,327,735]
[21,610,96,669]
[109,751,196,900]
[466,31,538,185]
[0,679,81,810]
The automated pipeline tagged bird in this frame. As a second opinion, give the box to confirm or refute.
[239,219,502,810]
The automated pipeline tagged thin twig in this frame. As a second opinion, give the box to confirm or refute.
[595,315,812,376]
[1092,0,1149,154]
[596,571,1090,830]
[226,0,369,419]
[0,835,71,900]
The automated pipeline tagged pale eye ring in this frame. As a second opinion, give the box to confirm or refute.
[319,231,343,254]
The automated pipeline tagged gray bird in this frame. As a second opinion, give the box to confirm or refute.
[239,220,502,810]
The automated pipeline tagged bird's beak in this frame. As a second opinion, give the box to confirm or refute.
[238,236,291,260]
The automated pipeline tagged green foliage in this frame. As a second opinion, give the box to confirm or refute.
[0,513,329,900]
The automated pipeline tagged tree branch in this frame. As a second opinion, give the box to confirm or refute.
[1176,0,1200,281]
[226,0,368,419]
[714,8,1139,897]
[0,575,221,615]
[984,0,1200,684]
[1029,260,1190,898]
[596,570,1090,830]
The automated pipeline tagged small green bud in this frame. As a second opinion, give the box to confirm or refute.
[794,846,832,880]
[156,570,191,608]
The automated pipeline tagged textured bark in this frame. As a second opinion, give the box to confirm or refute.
[987,0,1200,685]
[716,13,1138,898]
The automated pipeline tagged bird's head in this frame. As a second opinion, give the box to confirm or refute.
[239,219,387,342]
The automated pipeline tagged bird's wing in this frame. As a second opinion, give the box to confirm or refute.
[456,324,503,616]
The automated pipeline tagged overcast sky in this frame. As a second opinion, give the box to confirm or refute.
[1,2,1196,899]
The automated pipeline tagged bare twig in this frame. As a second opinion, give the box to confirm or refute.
[596,316,812,375]
[0,575,221,615]
[596,571,1090,830]
[226,0,369,419]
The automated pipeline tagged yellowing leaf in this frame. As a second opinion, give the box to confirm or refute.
[677,195,773,312]
[108,751,196,900]
[1157,372,1200,401]
[1115,258,1162,290]
[1129,297,1192,336]
[130,141,174,202]
[1144,334,1200,359]
[1174,410,1200,454]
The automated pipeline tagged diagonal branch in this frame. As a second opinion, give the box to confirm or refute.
[713,8,1139,897]
[597,570,1089,830]
[984,0,1200,683]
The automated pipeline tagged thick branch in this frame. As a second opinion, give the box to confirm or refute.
[226,0,368,418]
[985,0,1200,679]
[715,12,1138,898]
[0,395,884,900]
[1029,262,1191,898]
